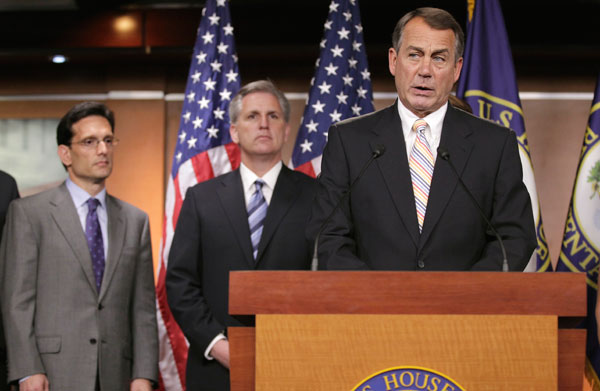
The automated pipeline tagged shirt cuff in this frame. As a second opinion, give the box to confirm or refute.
[204,333,227,360]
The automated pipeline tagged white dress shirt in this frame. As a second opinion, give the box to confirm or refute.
[397,99,448,164]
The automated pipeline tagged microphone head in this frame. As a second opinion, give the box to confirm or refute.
[373,144,386,158]
[437,146,450,160]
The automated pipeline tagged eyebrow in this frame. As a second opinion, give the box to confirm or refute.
[407,45,450,56]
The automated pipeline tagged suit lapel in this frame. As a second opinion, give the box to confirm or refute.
[99,195,125,300]
[369,104,420,246]
[254,166,299,266]
[419,105,474,247]
[49,183,98,295]
[217,170,255,267]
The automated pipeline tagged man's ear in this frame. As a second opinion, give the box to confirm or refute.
[57,145,72,167]
[229,124,239,144]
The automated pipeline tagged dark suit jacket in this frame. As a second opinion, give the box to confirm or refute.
[310,102,536,271]
[166,165,316,390]
[0,171,18,391]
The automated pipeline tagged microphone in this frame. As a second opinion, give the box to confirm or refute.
[437,146,509,272]
[311,144,386,270]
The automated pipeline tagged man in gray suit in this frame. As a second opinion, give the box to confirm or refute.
[0,102,158,391]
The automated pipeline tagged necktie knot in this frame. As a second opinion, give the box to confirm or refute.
[412,119,428,134]
[254,179,265,192]
[87,198,100,213]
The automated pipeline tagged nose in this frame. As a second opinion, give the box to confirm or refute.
[96,140,109,154]
[418,57,432,77]
[259,114,269,129]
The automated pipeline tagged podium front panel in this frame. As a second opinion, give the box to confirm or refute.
[255,314,557,390]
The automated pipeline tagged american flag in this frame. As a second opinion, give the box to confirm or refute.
[155,0,241,389]
[291,0,374,177]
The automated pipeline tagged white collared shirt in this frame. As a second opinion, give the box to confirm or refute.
[239,161,282,207]
[397,99,448,163]
[65,177,108,259]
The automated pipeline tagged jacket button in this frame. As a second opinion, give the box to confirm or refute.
[417,260,425,269]
[90,338,97,344]
[98,303,103,310]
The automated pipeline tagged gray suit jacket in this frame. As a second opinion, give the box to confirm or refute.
[0,182,158,390]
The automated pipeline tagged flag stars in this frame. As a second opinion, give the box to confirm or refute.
[187,136,198,149]
[178,130,187,143]
[192,117,204,129]
[317,81,332,95]
[337,27,350,40]
[216,0,226,6]
[357,86,368,99]
[331,44,344,57]
[213,107,225,120]
[351,104,362,116]
[210,60,223,72]
[306,120,319,133]
[223,23,234,35]
[208,12,220,25]
[204,79,217,91]
[196,51,207,64]
[182,112,191,124]
[324,20,332,30]
[336,91,348,105]
[300,139,313,153]
[219,89,232,101]
[342,74,354,86]
[232,53,238,63]
[206,125,219,138]
[324,62,338,76]
[202,31,214,44]
[217,42,229,54]
[312,100,326,114]
[225,69,238,83]
[320,39,327,49]
[343,11,352,21]
[186,91,196,103]
[329,2,339,12]
[198,96,210,109]
[191,71,202,83]
[348,57,358,68]
[361,69,371,80]
[329,110,342,123]
[355,23,363,33]
[176,152,182,162]
[352,40,362,51]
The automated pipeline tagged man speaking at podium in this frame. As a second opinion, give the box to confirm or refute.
[310,7,536,271]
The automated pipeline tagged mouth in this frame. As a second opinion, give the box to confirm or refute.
[412,86,434,94]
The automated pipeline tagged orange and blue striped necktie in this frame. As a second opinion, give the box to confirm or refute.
[409,119,434,233]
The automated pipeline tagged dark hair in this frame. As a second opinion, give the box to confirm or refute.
[229,80,290,123]
[56,102,114,146]
[392,7,464,63]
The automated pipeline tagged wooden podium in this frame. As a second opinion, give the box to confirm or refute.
[228,271,587,391]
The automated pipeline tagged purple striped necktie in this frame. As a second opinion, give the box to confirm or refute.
[85,198,105,291]
[247,179,267,260]
[409,119,434,233]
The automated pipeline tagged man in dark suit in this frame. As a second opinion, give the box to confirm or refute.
[310,7,536,271]
[1,102,158,391]
[0,170,19,391]
[166,80,316,390]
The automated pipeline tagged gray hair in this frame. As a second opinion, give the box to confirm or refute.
[392,7,464,63]
[228,80,290,123]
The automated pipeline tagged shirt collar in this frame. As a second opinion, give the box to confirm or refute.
[239,161,282,192]
[65,177,107,209]
[397,98,448,139]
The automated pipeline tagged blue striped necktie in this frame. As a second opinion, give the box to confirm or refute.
[247,179,267,260]
[409,119,434,233]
